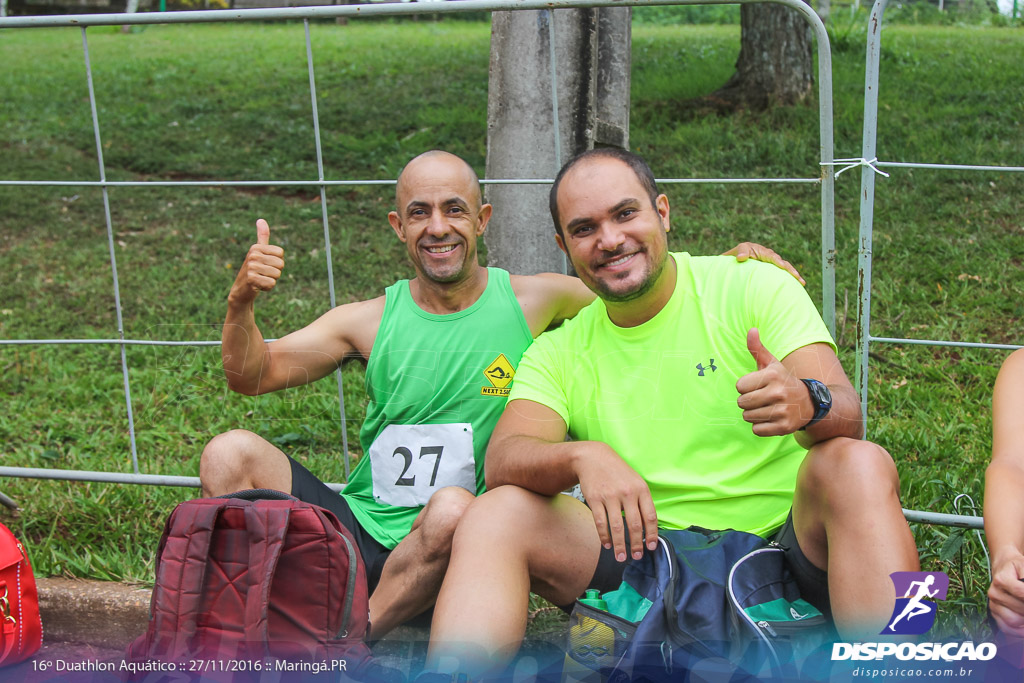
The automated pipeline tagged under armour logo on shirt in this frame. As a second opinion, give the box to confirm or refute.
[696,359,717,376]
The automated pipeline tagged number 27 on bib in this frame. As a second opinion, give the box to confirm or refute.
[369,423,476,507]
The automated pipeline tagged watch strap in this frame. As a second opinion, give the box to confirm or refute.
[799,378,832,430]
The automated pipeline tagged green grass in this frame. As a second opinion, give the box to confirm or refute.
[1,19,1022,640]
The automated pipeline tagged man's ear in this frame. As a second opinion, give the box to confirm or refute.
[476,203,493,236]
[555,233,567,254]
[656,194,671,233]
[388,211,406,243]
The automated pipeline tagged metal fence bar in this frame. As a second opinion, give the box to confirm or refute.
[856,0,1022,414]
[545,9,562,175]
[903,508,984,530]
[816,36,837,337]
[876,161,1024,173]
[0,0,821,29]
[0,339,225,346]
[0,466,345,491]
[303,18,351,478]
[855,0,1018,531]
[544,8,568,275]
[81,26,141,476]
[0,176,822,188]
[854,0,885,420]
[870,337,1023,351]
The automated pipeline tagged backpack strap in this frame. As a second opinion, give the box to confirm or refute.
[242,502,291,646]
[151,501,223,654]
[659,534,699,649]
[309,505,360,639]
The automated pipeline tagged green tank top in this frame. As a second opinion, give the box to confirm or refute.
[341,268,534,548]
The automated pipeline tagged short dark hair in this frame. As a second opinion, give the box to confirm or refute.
[549,148,660,236]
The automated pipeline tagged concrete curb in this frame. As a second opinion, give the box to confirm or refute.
[32,577,436,677]
[36,577,151,650]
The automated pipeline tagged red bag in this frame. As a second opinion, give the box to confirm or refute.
[127,490,372,675]
[0,522,43,667]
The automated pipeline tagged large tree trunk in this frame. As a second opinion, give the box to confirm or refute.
[711,4,814,111]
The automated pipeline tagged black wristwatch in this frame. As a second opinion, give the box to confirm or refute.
[799,378,832,430]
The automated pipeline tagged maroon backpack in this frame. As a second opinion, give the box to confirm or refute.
[127,489,373,675]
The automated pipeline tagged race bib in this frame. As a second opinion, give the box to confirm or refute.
[369,423,476,508]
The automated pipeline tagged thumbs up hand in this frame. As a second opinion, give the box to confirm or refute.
[256,218,271,246]
[230,218,285,304]
[735,328,813,436]
[746,327,778,371]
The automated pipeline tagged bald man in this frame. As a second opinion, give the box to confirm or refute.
[199,150,799,638]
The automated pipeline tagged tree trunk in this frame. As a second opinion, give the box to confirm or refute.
[484,8,630,276]
[711,3,814,111]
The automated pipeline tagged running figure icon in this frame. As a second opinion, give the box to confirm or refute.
[888,574,939,632]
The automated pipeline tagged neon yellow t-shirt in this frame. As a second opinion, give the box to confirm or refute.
[508,253,836,537]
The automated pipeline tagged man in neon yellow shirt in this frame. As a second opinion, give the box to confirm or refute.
[426,148,920,676]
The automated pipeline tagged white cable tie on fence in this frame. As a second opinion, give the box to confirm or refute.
[823,157,891,179]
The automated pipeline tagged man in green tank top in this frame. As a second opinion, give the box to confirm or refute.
[198,150,801,639]
[425,149,921,678]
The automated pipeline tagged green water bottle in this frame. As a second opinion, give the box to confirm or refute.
[563,589,613,683]
[578,589,608,612]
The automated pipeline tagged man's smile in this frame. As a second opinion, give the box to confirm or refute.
[598,251,639,271]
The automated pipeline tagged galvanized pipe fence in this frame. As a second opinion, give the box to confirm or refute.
[852,0,1022,532]
[1,0,1012,534]
[0,0,836,496]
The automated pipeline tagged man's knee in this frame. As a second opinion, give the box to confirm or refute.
[201,429,261,471]
[799,437,901,506]
[460,485,546,527]
[453,486,592,554]
[418,486,475,550]
[199,429,286,496]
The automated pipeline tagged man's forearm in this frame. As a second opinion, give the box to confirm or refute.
[221,297,270,395]
[795,384,864,448]
[485,436,583,495]
[985,458,1024,567]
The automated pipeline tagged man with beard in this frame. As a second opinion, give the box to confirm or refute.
[424,148,919,677]
[199,149,802,639]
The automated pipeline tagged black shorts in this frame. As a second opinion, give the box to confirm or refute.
[773,510,832,619]
[576,511,832,619]
[561,528,632,612]
[287,456,392,593]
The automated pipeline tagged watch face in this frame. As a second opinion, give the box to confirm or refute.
[801,379,832,428]
[810,381,832,406]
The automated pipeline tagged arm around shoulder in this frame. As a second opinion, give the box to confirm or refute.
[510,273,595,337]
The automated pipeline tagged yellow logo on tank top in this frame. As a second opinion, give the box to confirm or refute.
[481,353,515,396]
